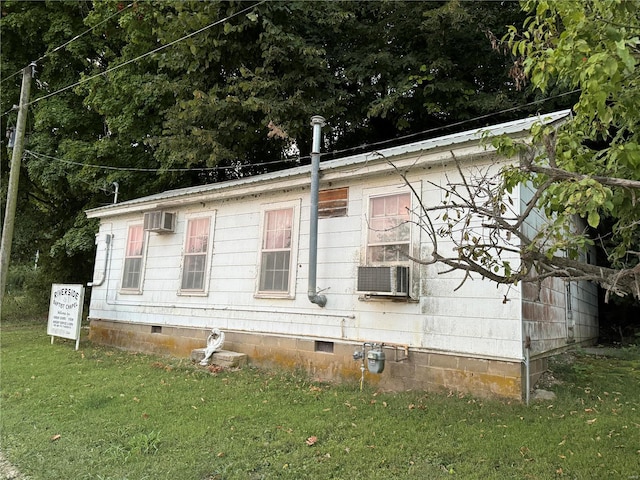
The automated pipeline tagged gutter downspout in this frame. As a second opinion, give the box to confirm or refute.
[524,335,531,406]
[87,233,112,287]
[308,116,327,307]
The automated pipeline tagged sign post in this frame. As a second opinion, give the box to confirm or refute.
[47,284,84,351]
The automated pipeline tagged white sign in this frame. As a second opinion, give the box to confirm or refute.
[47,284,84,350]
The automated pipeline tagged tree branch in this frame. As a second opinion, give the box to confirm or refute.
[525,163,640,190]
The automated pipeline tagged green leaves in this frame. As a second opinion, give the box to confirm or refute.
[587,210,600,229]
[0,0,552,292]
[500,0,640,280]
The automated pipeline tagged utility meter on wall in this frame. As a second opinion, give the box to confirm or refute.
[367,347,385,374]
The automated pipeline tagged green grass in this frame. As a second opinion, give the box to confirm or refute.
[1,322,639,480]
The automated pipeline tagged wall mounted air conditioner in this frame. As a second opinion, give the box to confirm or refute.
[357,266,409,297]
[143,211,175,233]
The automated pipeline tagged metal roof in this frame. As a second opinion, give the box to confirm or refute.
[86,110,571,218]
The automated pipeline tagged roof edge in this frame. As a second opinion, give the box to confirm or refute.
[86,110,571,219]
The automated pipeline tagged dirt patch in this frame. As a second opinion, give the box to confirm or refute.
[0,451,28,480]
[532,351,576,390]
[534,369,563,390]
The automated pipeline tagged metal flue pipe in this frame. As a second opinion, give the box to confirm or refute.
[308,116,327,307]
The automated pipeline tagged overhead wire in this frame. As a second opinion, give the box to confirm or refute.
[35,3,134,65]
[2,106,18,117]
[1,70,23,85]
[26,1,267,107]
[3,0,579,176]
[24,149,298,173]
[0,0,265,120]
[1,3,133,85]
[0,1,132,121]
[322,89,580,160]
[22,88,579,176]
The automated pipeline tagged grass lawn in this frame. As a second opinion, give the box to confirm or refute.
[1,321,638,480]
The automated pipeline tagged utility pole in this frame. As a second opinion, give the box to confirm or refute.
[0,64,34,307]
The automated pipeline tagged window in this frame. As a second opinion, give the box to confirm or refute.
[122,225,144,290]
[181,217,210,291]
[367,193,411,263]
[259,208,293,293]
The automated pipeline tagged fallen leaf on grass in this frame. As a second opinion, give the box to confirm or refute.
[586,418,597,425]
[305,436,318,446]
[50,434,61,442]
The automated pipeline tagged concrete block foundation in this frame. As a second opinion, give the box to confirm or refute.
[89,318,526,400]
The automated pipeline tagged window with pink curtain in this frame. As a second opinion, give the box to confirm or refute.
[181,217,210,290]
[122,225,144,290]
[259,208,293,292]
[367,193,411,263]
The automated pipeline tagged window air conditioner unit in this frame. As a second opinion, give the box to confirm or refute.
[143,211,175,233]
[357,266,409,297]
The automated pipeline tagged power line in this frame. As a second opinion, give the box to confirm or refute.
[24,150,297,173]
[3,1,580,173]
[1,3,133,85]
[1,70,23,85]
[22,91,578,175]
[35,3,134,64]
[322,89,580,160]
[27,1,267,107]
[1,106,18,117]
[1,0,574,134]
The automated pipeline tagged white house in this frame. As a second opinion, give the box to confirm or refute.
[85,111,599,400]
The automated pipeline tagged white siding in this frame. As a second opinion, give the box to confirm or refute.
[519,181,599,353]
[88,111,597,365]
[89,155,527,362]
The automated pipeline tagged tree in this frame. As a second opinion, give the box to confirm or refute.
[507,0,640,299]
[81,0,534,175]
[1,0,105,298]
[2,0,535,299]
[402,0,640,301]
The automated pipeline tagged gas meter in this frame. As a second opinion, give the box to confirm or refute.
[367,346,385,374]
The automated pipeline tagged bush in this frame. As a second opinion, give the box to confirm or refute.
[2,264,51,321]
